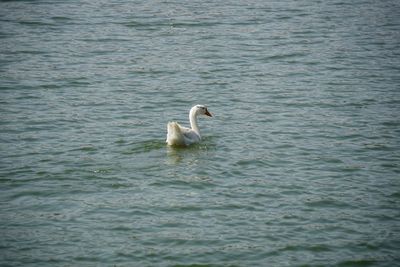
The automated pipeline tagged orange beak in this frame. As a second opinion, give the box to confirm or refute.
[205,109,212,117]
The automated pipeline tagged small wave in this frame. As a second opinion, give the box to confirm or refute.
[337,259,377,266]
[260,52,308,62]
[278,243,332,253]
[305,197,353,209]
[122,140,165,155]
[18,20,55,26]
[122,20,221,30]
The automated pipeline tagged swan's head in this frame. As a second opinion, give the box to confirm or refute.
[192,105,212,117]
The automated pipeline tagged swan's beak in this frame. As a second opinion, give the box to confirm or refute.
[205,109,212,117]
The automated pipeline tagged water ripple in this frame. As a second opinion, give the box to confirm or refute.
[1,0,400,266]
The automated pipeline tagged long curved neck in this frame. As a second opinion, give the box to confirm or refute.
[189,108,200,137]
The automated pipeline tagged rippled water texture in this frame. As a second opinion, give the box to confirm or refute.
[1,0,400,266]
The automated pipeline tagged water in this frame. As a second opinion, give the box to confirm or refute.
[1,0,400,266]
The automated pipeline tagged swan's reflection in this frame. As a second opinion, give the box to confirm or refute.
[166,145,202,165]
[164,136,218,185]
[165,145,215,185]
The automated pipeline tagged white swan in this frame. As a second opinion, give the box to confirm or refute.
[166,105,212,146]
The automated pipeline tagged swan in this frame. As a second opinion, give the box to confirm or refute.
[166,105,212,146]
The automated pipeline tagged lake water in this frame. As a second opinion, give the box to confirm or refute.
[1,0,400,266]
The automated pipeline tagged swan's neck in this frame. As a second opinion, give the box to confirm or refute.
[189,109,201,137]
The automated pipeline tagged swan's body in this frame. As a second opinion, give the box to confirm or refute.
[166,105,212,146]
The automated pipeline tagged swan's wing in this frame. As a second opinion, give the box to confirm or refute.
[167,122,184,145]
[179,125,193,134]
[166,122,200,146]
[181,129,200,145]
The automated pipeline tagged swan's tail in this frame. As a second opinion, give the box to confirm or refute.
[166,122,185,146]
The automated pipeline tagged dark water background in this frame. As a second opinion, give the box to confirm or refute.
[1,0,400,266]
